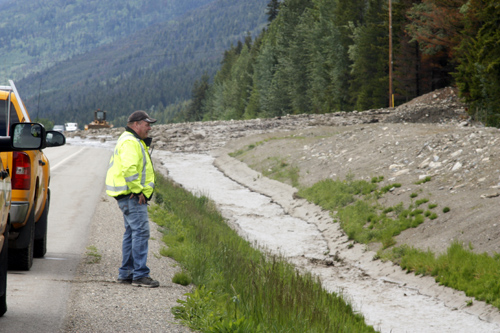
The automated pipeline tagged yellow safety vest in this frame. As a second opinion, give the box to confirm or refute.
[106,131,155,199]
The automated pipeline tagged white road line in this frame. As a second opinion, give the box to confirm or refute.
[51,147,87,171]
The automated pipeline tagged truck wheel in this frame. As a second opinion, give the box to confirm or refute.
[8,210,35,271]
[0,227,8,317]
[34,194,50,258]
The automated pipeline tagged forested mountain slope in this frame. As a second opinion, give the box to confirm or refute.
[0,0,213,80]
[3,0,268,126]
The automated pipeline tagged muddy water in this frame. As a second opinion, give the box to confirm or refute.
[156,151,500,333]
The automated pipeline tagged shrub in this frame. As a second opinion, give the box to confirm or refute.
[415,176,432,184]
[415,198,429,206]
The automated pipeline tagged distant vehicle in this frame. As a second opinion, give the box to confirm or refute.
[65,122,78,131]
[53,125,65,133]
[86,109,113,129]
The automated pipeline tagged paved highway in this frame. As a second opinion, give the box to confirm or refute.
[1,145,111,331]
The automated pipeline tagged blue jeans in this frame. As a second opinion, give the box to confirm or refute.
[117,196,150,280]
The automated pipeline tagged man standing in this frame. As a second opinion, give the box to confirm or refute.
[106,110,159,288]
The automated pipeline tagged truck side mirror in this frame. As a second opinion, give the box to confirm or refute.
[45,131,66,147]
[11,123,45,150]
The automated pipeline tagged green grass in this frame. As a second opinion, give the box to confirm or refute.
[229,137,297,158]
[85,245,102,264]
[380,183,401,193]
[297,174,500,310]
[371,176,384,183]
[150,173,375,332]
[229,142,264,157]
[259,157,301,188]
[229,139,500,310]
[415,176,432,184]
[172,271,192,286]
[415,198,429,206]
[382,243,500,309]
[297,177,428,249]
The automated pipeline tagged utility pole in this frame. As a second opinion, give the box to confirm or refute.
[389,0,393,108]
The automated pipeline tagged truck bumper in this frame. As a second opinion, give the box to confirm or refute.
[9,202,33,249]
[10,202,29,225]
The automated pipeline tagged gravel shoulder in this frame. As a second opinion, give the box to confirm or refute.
[61,190,192,333]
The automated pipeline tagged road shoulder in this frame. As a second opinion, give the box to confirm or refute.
[62,189,192,332]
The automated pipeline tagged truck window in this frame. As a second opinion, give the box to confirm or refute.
[0,100,6,136]
[0,100,21,136]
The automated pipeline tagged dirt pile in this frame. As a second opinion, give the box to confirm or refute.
[76,87,469,154]
[69,87,500,255]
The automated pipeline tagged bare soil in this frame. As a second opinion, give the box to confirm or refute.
[75,86,500,256]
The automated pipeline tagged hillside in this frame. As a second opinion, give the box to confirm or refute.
[72,87,500,258]
[0,0,213,80]
[0,0,217,80]
[4,0,268,126]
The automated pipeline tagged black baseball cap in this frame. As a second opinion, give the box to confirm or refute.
[128,110,157,123]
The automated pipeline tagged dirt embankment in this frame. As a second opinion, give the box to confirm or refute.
[72,87,500,256]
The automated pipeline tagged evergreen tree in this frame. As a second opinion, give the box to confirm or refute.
[302,0,347,113]
[249,37,278,118]
[222,44,254,119]
[202,43,244,120]
[392,0,423,104]
[202,82,225,120]
[268,0,314,116]
[455,0,500,126]
[404,0,464,90]
[185,73,210,121]
[332,0,368,111]
[406,0,466,58]
[266,0,280,23]
[348,0,388,110]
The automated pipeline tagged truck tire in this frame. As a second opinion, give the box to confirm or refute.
[0,226,8,317]
[8,210,35,271]
[34,193,50,258]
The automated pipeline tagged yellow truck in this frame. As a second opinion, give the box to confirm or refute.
[0,121,65,316]
[0,81,56,270]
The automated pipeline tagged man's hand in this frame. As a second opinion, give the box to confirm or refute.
[130,192,147,205]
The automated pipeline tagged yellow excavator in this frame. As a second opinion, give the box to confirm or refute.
[86,109,113,129]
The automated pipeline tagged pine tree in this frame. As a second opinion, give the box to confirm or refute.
[222,44,254,120]
[406,0,466,58]
[455,0,500,126]
[251,37,279,118]
[392,0,423,104]
[332,0,368,111]
[267,0,314,115]
[185,73,210,121]
[266,0,280,23]
[348,0,388,110]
